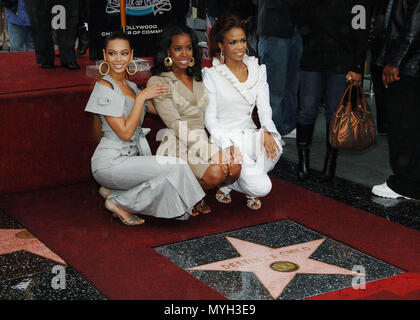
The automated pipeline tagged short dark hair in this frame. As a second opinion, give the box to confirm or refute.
[103,31,131,51]
[150,24,202,82]
[208,14,246,60]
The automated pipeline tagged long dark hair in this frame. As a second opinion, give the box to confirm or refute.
[150,24,202,81]
[208,14,246,60]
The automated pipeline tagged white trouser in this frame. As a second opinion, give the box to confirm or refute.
[221,129,282,198]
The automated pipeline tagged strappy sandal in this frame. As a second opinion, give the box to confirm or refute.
[246,196,262,210]
[216,188,232,204]
[192,199,211,216]
[99,186,111,199]
[105,199,145,226]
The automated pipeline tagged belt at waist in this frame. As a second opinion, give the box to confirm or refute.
[103,127,152,156]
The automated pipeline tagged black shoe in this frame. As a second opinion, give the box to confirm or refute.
[41,63,54,69]
[297,144,310,180]
[296,123,315,180]
[62,62,80,70]
[321,123,338,182]
[76,26,89,56]
[321,148,338,182]
[76,45,88,57]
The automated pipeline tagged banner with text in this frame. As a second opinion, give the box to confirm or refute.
[89,0,187,60]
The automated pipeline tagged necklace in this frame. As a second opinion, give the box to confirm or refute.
[232,63,247,81]
[239,64,248,78]
[227,62,247,78]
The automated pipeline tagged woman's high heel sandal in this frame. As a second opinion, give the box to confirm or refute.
[104,199,145,226]
[216,188,232,204]
[192,199,211,216]
[99,186,111,199]
[246,196,262,210]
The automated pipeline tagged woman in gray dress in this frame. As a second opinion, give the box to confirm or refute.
[85,31,205,225]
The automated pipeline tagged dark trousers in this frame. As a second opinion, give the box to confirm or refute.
[297,71,347,126]
[258,28,303,136]
[26,0,78,65]
[78,0,89,25]
[385,76,420,200]
[371,64,388,134]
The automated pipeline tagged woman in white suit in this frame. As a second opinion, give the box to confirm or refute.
[203,14,282,210]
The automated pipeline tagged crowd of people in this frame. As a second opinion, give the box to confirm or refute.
[0,0,89,68]
[3,0,418,225]
[85,12,286,224]
[257,0,420,199]
[83,0,419,226]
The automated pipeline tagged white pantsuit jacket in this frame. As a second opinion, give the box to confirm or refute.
[203,55,282,198]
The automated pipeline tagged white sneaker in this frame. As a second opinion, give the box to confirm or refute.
[371,182,412,200]
[283,129,296,138]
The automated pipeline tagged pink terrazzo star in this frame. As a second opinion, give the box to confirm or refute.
[189,237,365,299]
[0,229,65,264]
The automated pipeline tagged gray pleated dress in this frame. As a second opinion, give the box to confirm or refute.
[85,75,205,220]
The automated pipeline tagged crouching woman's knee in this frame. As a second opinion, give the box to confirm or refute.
[202,164,227,189]
[226,164,242,184]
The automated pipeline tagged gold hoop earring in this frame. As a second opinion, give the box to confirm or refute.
[126,61,138,76]
[99,61,110,76]
[188,57,195,67]
[164,55,173,68]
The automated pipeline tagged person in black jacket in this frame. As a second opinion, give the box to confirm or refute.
[295,0,373,181]
[372,0,420,200]
[76,0,89,57]
[25,0,80,69]
[370,0,390,135]
[257,0,302,142]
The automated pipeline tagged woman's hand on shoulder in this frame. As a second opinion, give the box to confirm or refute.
[137,83,170,101]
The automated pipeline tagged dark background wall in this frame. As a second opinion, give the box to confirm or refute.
[194,0,256,19]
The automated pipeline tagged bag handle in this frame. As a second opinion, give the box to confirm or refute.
[345,84,353,113]
[345,84,369,113]
[356,84,361,107]
[337,84,350,107]
[356,84,371,112]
